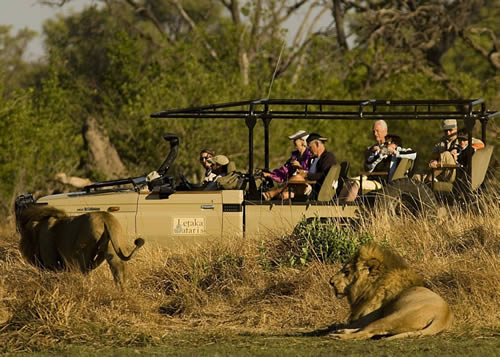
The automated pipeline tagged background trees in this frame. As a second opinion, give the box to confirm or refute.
[0,0,498,215]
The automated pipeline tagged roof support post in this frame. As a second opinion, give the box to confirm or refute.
[262,114,272,170]
[245,112,258,197]
[464,106,476,180]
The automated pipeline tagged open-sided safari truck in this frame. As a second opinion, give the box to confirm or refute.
[16,99,498,248]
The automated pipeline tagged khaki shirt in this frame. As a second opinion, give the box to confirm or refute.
[432,135,457,155]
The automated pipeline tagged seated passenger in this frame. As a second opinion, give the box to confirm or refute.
[199,149,216,184]
[425,119,460,183]
[450,128,484,168]
[262,133,337,200]
[263,130,313,183]
[203,155,230,190]
[418,121,483,183]
[339,134,416,202]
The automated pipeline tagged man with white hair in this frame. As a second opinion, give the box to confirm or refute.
[338,120,389,202]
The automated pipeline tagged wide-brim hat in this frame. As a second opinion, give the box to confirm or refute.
[208,155,229,166]
[288,130,309,140]
[442,119,457,130]
[306,132,328,144]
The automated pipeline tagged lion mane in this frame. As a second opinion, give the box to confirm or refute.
[17,205,144,286]
[329,244,453,340]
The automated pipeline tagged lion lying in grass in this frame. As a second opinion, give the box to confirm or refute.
[16,205,144,286]
[329,244,452,340]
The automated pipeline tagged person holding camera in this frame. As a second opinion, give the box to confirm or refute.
[338,120,389,202]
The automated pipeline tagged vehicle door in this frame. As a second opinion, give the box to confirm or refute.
[135,190,224,247]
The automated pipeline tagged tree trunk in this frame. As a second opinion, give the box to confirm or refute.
[83,117,127,179]
[332,0,348,50]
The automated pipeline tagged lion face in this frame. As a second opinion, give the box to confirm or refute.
[329,259,373,299]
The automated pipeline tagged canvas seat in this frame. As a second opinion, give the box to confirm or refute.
[433,145,494,194]
[359,157,415,194]
[317,164,342,202]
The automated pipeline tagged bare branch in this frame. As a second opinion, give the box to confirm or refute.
[124,0,174,44]
[462,27,500,70]
[291,2,316,47]
[170,0,218,60]
[219,0,241,25]
[284,6,330,79]
[38,0,70,6]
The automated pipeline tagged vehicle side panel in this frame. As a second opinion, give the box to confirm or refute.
[244,201,359,236]
[36,190,139,241]
[136,191,224,247]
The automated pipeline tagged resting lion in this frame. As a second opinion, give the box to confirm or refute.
[329,244,452,340]
[16,205,144,286]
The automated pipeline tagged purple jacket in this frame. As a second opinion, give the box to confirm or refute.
[269,149,313,183]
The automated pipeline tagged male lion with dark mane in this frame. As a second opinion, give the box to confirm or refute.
[16,205,144,287]
[329,244,452,340]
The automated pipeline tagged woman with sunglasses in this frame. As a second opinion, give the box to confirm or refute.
[199,149,216,184]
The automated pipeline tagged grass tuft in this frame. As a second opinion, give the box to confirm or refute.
[0,182,499,352]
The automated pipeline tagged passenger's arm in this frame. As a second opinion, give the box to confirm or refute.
[396,147,417,161]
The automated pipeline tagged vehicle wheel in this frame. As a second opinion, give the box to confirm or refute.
[377,178,438,216]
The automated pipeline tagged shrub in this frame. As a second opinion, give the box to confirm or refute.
[260,217,374,268]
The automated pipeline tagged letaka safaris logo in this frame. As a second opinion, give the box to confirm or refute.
[174,218,206,234]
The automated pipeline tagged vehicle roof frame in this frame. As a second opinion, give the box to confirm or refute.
[151,98,499,198]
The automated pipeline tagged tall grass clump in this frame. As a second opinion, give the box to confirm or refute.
[260,217,374,268]
[0,178,498,352]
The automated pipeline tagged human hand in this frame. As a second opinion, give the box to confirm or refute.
[290,160,301,168]
[449,149,458,161]
[263,172,271,177]
[297,169,307,177]
[373,145,381,152]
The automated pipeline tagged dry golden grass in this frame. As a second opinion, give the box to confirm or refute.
[0,187,499,352]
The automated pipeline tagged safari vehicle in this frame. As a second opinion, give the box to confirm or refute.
[16,99,498,248]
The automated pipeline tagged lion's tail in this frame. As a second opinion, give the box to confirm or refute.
[104,219,145,261]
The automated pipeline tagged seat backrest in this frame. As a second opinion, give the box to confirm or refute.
[336,161,350,196]
[317,164,341,202]
[470,145,494,190]
[390,158,414,181]
[226,161,236,173]
[434,145,494,194]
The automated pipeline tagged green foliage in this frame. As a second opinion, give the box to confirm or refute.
[0,1,498,214]
[260,217,374,268]
[0,68,81,212]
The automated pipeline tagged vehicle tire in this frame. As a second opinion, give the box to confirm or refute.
[376,178,438,216]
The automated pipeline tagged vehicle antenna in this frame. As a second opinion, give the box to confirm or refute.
[266,40,286,99]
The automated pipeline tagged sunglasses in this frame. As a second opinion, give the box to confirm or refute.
[200,156,210,162]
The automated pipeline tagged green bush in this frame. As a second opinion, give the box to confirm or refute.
[260,217,374,268]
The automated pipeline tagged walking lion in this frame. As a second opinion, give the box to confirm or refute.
[329,244,452,340]
[16,205,144,286]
